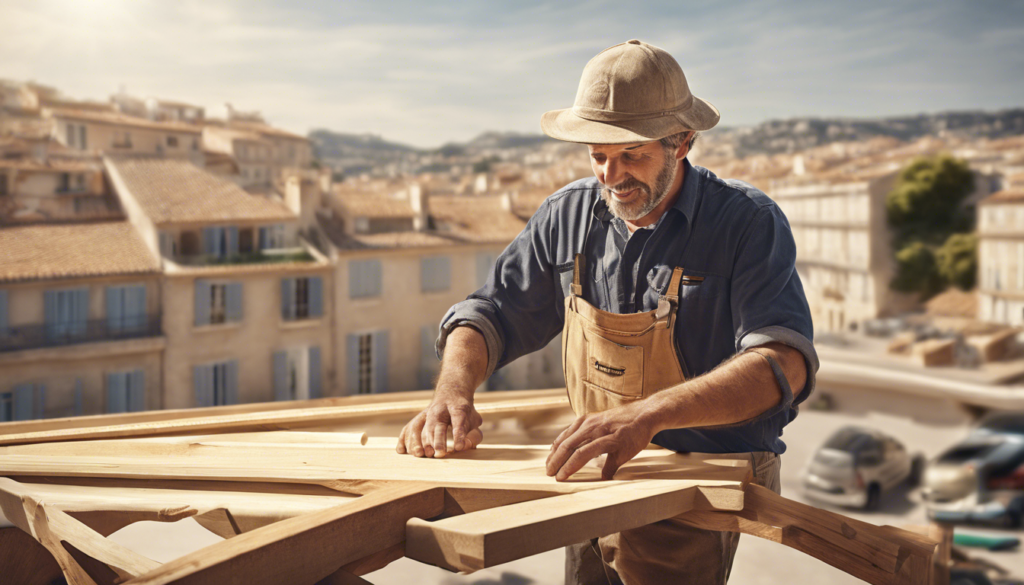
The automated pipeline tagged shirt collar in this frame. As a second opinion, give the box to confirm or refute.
[592,158,702,224]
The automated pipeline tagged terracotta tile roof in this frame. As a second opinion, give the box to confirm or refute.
[335,192,416,219]
[106,157,295,225]
[429,195,527,243]
[979,189,1024,204]
[47,108,201,134]
[0,221,160,283]
[0,158,100,173]
[925,288,978,318]
[316,211,457,251]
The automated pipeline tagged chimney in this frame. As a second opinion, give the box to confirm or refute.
[410,182,429,231]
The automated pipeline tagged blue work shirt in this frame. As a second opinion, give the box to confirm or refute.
[439,159,818,454]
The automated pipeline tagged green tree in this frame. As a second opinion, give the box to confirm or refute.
[935,233,978,291]
[886,155,974,248]
[891,242,943,296]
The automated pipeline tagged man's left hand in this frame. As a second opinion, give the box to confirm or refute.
[545,401,660,481]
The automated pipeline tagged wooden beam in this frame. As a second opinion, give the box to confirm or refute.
[405,480,699,572]
[0,396,570,446]
[121,483,445,585]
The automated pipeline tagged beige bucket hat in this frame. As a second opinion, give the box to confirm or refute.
[541,39,720,144]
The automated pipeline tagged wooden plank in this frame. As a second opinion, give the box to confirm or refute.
[0,396,571,447]
[405,480,698,572]
[0,444,750,494]
[0,527,65,585]
[121,483,445,585]
[0,389,566,437]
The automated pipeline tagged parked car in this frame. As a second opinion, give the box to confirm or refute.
[924,413,1024,528]
[803,426,923,510]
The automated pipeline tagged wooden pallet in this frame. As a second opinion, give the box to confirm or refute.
[0,390,943,585]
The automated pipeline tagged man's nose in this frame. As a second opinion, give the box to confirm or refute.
[601,160,627,188]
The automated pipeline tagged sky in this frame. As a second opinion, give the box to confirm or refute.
[2,0,1023,148]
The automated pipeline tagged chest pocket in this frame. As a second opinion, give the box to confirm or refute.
[644,266,728,308]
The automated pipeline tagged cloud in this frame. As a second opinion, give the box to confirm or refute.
[1,0,1022,147]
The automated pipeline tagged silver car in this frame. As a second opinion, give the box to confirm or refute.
[803,426,922,510]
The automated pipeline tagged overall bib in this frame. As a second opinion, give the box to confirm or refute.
[559,221,781,585]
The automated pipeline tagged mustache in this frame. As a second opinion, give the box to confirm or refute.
[604,178,650,196]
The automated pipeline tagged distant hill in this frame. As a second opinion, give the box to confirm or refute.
[707,109,1024,157]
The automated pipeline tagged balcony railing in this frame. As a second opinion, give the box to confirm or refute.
[171,248,315,267]
[0,314,162,353]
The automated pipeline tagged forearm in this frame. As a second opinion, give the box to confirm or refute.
[435,325,489,400]
[643,343,807,434]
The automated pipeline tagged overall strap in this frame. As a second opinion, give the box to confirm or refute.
[571,253,585,297]
[654,267,685,320]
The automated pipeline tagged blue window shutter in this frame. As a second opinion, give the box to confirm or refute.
[373,330,389,393]
[73,288,89,336]
[258,227,268,250]
[194,280,211,326]
[0,289,8,335]
[128,370,145,412]
[73,378,83,416]
[309,277,323,318]
[127,285,146,329]
[44,290,58,338]
[106,286,124,331]
[107,373,127,414]
[226,282,243,322]
[193,365,213,407]
[225,360,239,405]
[203,227,218,256]
[308,346,322,399]
[273,351,289,401]
[421,257,451,292]
[348,261,361,298]
[281,278,295,320]
[227,227,239,257]
[13,384,34,420]
[349,260,381,299]
[346,334,360,394]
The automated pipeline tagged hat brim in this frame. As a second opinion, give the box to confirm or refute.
[540,96,720,144]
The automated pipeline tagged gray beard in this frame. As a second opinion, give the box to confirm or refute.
[601,155,678,222]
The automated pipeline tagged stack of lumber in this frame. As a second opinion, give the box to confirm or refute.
[0,390,944,585]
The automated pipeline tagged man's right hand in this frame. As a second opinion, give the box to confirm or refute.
[396,391,484,457]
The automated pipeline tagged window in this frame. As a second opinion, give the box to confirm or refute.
[421,256,451,293]
[106,284,147,332]
[194,280,242,326]
[346,331,388,394]
[193,360,238,407]
[167,135,179,148]
[202,226,239,259]
[239,227,254,254]
[273,346,322,401]
[192,136,200,151]
[0,289,7,337]
[113,131,132,149]
[66,123,75,148]
[44,288,89,340]
[349,259,382,299]
[106,370,145,413]
[258,224,286,250]
[1,383,43,421]
[159,232,177,257]
[281,277,323,321]
[79,125,87,150]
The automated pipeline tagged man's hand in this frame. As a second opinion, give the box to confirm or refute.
[545,400,661,481]
[396,391,484,458]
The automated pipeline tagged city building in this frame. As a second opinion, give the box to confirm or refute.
[316,185,562,395]
[0,158,120,224]
[977,189,1024,326]
[46,108,203,162]
[106,156,334,408]
[0,221,163,421]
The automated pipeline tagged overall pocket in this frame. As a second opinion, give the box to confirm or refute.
[584,329,644,398]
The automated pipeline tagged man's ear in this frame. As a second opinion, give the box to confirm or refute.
[674,132,693,161]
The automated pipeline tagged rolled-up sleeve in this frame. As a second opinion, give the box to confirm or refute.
[437,199,564,379]
[731,205,819,416]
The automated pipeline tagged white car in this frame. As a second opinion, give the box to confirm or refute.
[802,426,923,510]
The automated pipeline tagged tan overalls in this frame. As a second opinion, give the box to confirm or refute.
[560,252,781,585]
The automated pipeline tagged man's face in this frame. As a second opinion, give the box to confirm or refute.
[588,141,678,222]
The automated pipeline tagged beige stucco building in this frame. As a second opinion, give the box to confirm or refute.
[978,189,1024,326]
[0,222,164,421]
[770,171,915,333]
[46,108,203,164]
[316,187,563,395]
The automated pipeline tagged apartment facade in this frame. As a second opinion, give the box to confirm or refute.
[107,156,334,409]
[770,171,916,332]
[318,190,563,395]
[0,222,164,421]
[47,108,203,162]
[978,190,1024,326]
[0,158,120,223]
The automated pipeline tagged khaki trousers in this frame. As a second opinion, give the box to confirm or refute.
[565,451,782,585]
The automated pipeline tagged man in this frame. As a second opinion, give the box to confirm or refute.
[397,40,817,584]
